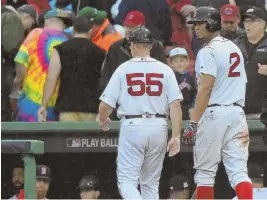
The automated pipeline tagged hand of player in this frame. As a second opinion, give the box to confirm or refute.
[181,121,198,146]
[37,106,47,122]
[167,137,180,157]
[99,117,112,131]
[258,63,267,76]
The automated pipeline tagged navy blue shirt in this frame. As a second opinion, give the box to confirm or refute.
[174,71,197,120]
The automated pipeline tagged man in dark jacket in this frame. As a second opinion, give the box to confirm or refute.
[99,10,166,92]
[234,7,267,119]
[114,0,172,45]
[1,5,25,121]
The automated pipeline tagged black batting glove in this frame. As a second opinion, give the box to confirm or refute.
[181,120,198,146]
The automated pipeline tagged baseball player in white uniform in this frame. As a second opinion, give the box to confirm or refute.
[98,27,183,199]
[182,7,253,199]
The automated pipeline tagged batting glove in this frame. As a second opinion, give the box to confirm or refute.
[182,121,198,146]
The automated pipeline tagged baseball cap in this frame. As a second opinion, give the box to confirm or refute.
[17,4,39,21]
[78,175,100,192]
[44,8,74,27]
[220,4,240,22]
[79,7,107,24]
[170,175,189,191]
[36,165,51,181]
[243,7,267,22]
[123,11,145,26]
[247,163,264,179]
[169,47,188,58]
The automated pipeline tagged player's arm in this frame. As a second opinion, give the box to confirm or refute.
[167,70,183,137]
[99,102,113,122]
[182,48,217,146]
[166,69,184,156]
[191,48,217,122]
[170,100,182,137]
[191,74,215,122]
[98,69,121,131]
[41,49,61,108]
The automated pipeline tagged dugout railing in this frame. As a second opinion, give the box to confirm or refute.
[1,120,266,199]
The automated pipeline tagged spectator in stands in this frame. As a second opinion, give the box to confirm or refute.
[49,0,72,10]
[167,0,196,72]
[17,165,51,200]
[99,11,166,97]
[38,10,49,28]
[38,16,105,122]
[13,8,72,122]
[17,4,39,34]
[5,0,27,9]
[78,7,122,52]
[6,0,51,12]
[169,174,190,199]
[192,0,230,9]
[79,175,101,199]
[9,166,24,199]
[1,6,25,53]
[114,0,172,45]
[1,5,25,121]
[230,0,266,17]
[220,4,244,40]
[233,162,267,199]
[234,7,267,119]
[168,47,197,120]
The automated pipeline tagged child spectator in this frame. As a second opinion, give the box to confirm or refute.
[169,47,197,120]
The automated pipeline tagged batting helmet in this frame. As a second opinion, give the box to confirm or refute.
[187,7,221,32]
[78,175,99,191]
[128,27,153,43]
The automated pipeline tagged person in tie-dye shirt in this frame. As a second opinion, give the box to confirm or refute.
[13,9,73,121]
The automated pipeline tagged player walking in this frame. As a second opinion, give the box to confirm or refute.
[98,27,183,199]
[182,7,252,199]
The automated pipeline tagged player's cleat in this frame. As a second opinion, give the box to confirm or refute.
[181,121,198,146]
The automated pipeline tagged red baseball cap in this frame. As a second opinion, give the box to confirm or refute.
[220,4,240,22]
[123,11,145,26]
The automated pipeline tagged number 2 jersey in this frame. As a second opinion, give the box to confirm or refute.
[195,36,247,106]
[100,57,183,117]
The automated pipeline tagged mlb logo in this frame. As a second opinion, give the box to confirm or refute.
[66,138,82,147]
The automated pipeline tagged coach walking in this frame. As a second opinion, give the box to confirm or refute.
[98,27,183,199]
[99,11,166,93]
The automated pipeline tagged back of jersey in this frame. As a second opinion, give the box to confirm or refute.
[195,36,247,106]
[113,57,182,116]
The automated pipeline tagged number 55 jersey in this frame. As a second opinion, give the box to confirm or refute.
[99,57,183,117]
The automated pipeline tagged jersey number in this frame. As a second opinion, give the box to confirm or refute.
[228,52,241,77]
[126,73,163,96]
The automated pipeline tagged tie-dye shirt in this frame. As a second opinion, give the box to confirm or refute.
[15,28,68,121]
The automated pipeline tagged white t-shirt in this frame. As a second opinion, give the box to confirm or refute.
[100,57,183,117]
[233,188,267,199]
[195,36,247,106]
